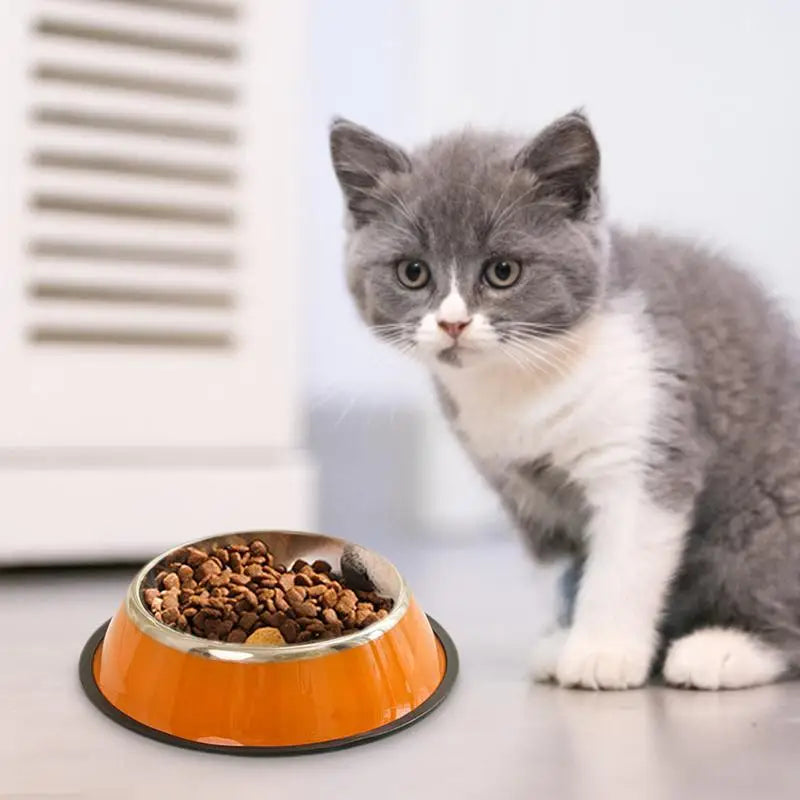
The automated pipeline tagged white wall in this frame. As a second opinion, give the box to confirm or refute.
[306,0,800,541]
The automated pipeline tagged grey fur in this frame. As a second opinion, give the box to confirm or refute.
[433,378,459,421]
[506,458,591,561]
[330,113,800,673]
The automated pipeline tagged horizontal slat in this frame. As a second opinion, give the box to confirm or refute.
[40,0,240,25]
[33,150,237,185]
[36,17,239,61]
[32,193,236,226]
[34,63,237,104]
[29,281,235,308]
[28,326,234,349]
[29,239,236,268]
[30,86,236,125]
[32,106,237,145]
[27,215,238,247]
[30,37,242,86]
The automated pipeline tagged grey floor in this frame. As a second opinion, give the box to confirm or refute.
[3,539,800,799]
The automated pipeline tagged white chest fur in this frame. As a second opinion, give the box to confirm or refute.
[433,307,657,495]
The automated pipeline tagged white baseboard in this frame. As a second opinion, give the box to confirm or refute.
[0,450,316,566]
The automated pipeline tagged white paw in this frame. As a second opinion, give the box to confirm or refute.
[556,632,652,690]
[530,627,569,683]
[663,628,785,690]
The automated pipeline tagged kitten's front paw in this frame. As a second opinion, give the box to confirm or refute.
[530,627,569,683]
[556,632,652,690]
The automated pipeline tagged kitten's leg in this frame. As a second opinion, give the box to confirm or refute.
[556,491,687,690]
[663,628,787,690]
[531,560,582,683]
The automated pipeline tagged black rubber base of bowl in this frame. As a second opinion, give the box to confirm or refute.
[79,616,459,756]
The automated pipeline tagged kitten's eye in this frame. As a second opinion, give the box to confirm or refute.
[483,258,521,289]
[396,259,431,290]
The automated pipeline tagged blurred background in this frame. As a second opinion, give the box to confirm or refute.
[2,0,799,565]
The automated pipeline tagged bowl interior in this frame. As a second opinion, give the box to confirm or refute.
[129,530,408,662]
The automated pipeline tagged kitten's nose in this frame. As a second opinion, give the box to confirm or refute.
[438,319,471,340]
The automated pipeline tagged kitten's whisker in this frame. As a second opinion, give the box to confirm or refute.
[504,330,579,360]
[501,323,585,348]
[503,338,571,380]
[498,343,529,373]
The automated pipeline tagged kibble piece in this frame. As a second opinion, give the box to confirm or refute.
[143,587,159,605]
[322,608,339,625]
[286,587,307,606]
[264,611,287,628]
[162,592,179,610]
[246,626,285,645]
[321,588,338,608]
[279,619,300,644]
[238,611,258,632]
[311,559,332,574]
[186,547,207,567]
[295,601,318,618]
[227,628,247,643]
[306,620,326,634]
[194,559,221,583]
[161,607,180,625]
[340,589,358,607]
[296,630,314,643]
[278,572,295,592]
[334,599,354,617]
[244,564,263,578]
[360,612,379,628]
[249,540,268,557]
[229,551,243,572]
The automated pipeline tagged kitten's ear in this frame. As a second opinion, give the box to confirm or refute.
[329,118,411,225]
[512,111,600,218]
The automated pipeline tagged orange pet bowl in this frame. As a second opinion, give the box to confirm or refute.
[79,531,458,755]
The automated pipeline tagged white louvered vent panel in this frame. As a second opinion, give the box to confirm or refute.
[26,0,241,350]
[1,0,306,452]
[0,1,314,563]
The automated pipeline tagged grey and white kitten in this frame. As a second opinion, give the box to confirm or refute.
[329,111,800,690]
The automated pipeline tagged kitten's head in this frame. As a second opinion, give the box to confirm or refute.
[329,112,609,371]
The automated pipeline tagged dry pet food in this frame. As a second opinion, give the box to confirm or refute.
[143,539,393,644]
